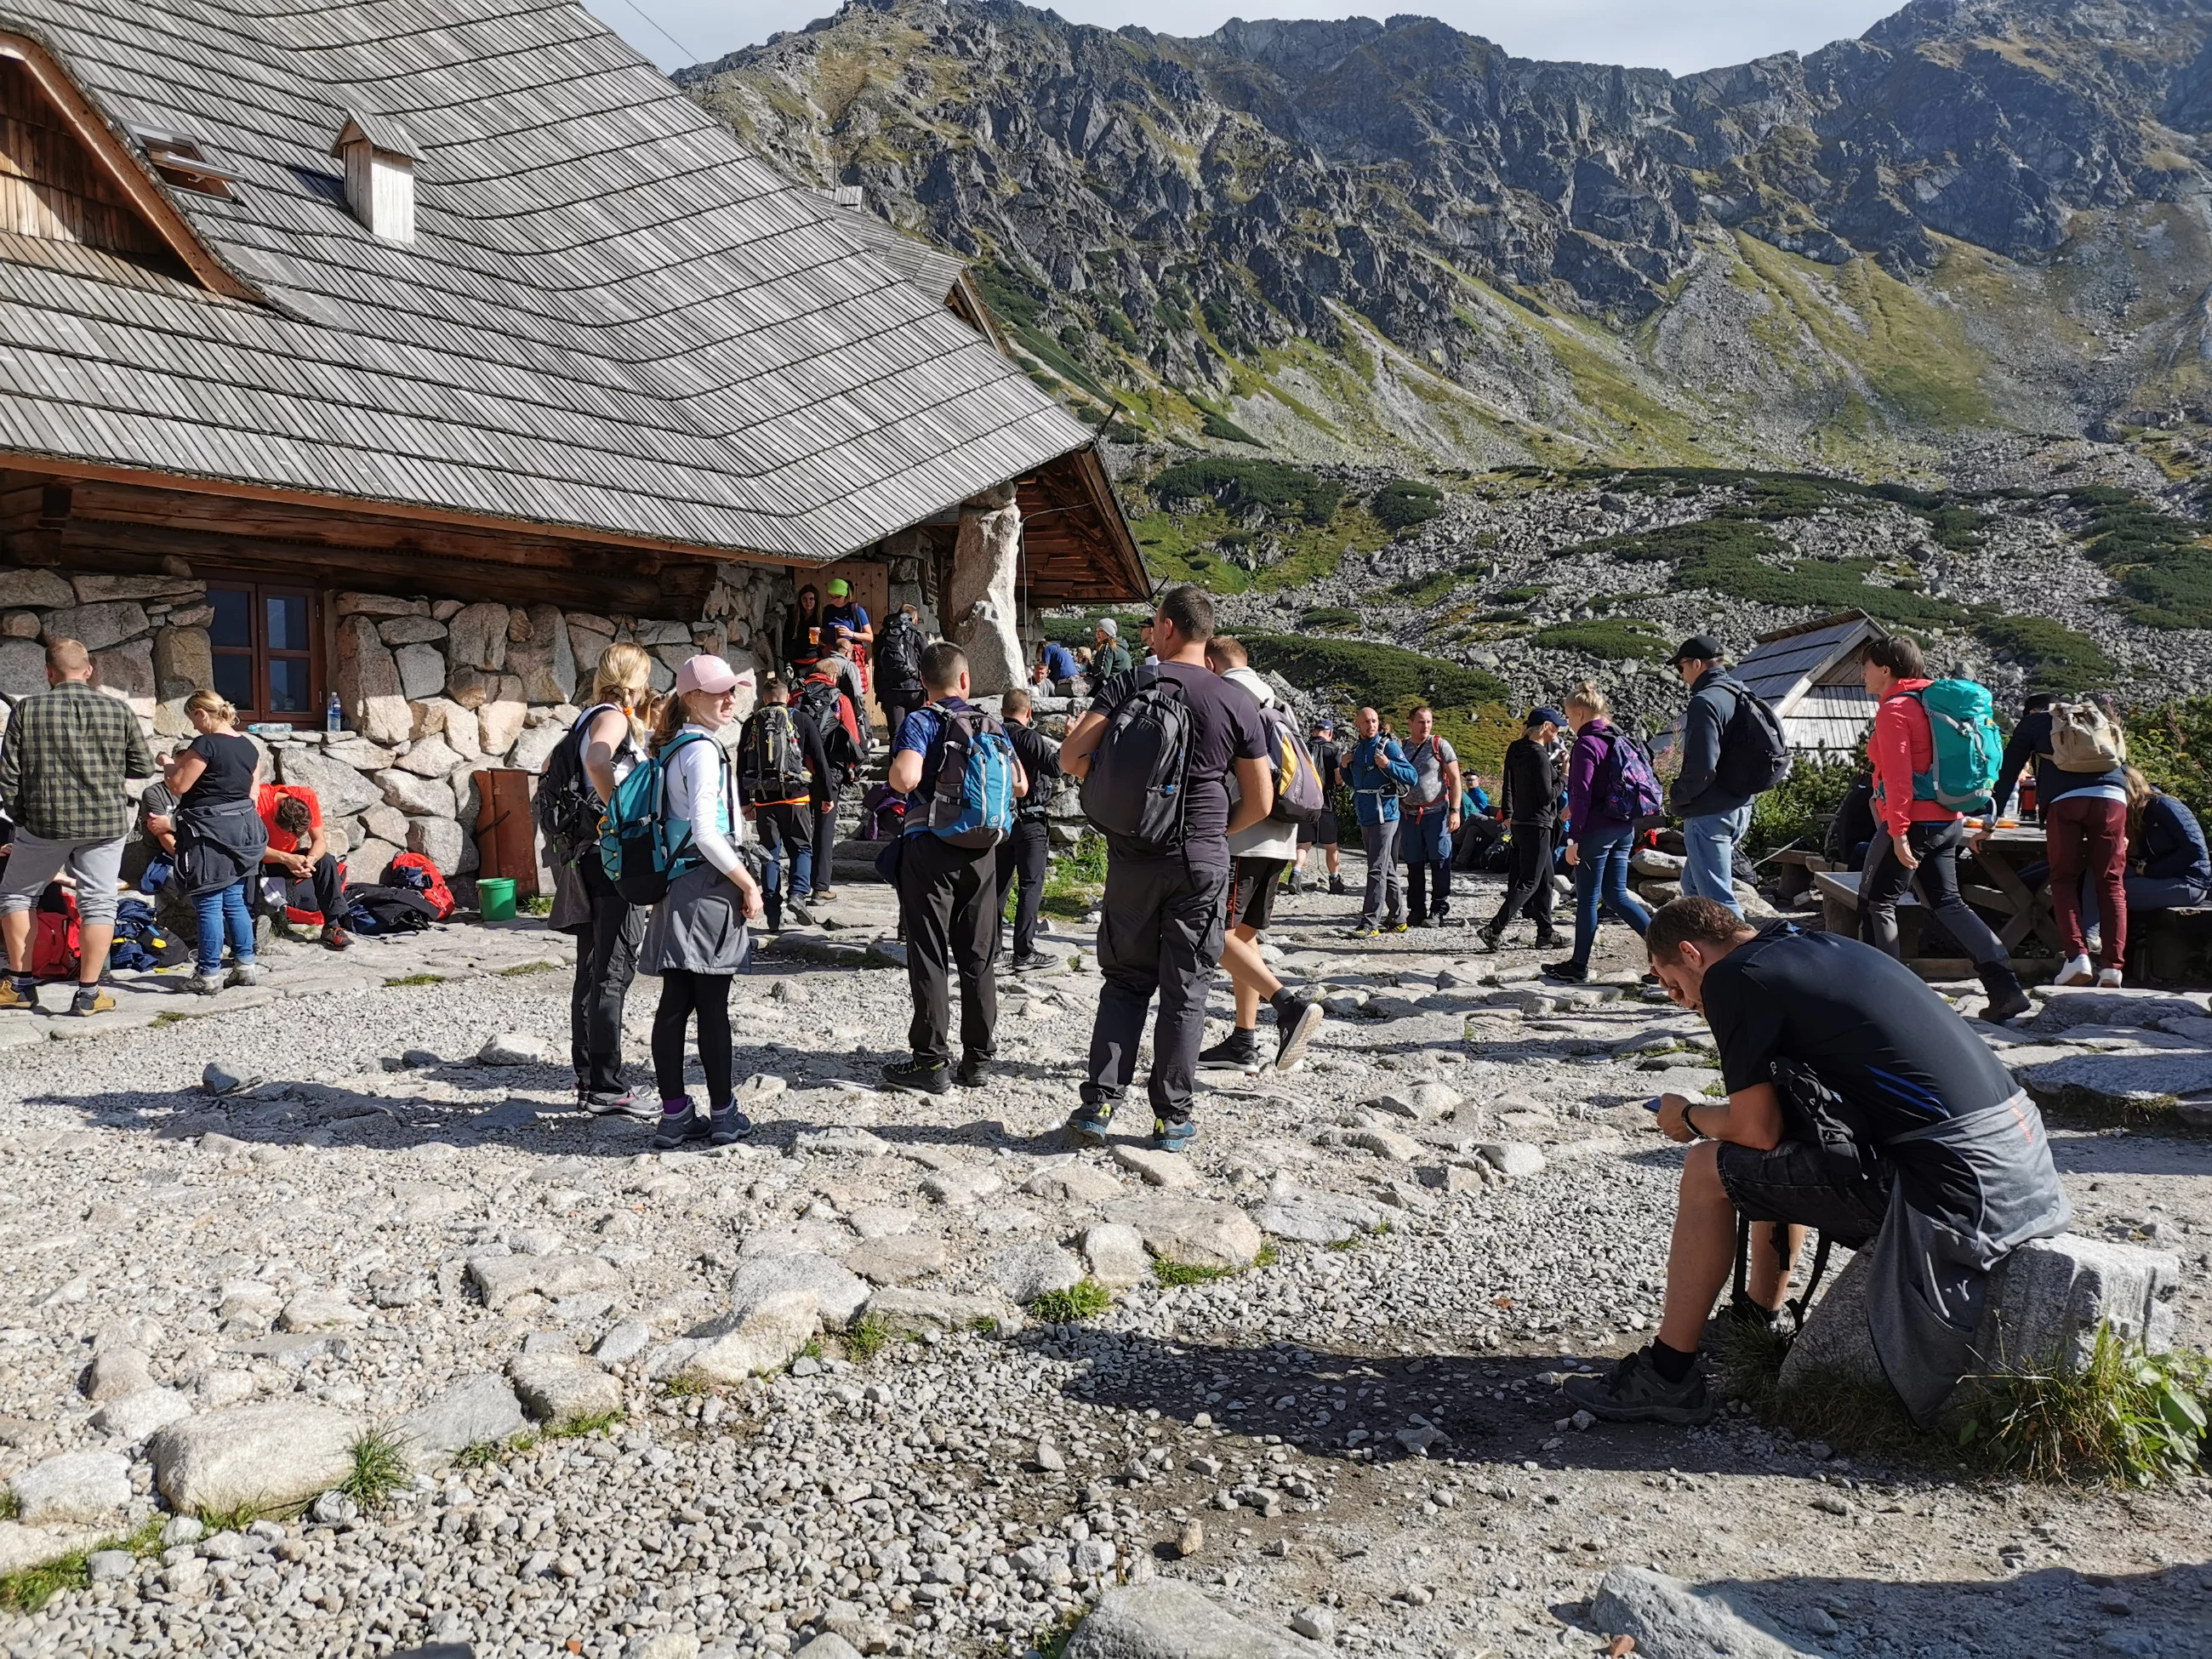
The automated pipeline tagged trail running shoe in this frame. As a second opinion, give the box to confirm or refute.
[1272,994,1325,1072]
[1563,1348,1714,1426]
[1197,1029,1263,1074]
[881,1058,951,1096]
[1065,1100,1116,1146]
[68,987,116,1017]
[1153,1118,1197,1154]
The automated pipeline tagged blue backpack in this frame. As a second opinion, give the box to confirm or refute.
[1597,729,1664,822]
[908,704,1017,849]
[599,731,725,903]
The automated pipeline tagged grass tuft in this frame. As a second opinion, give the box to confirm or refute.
[1029,1280,1112,1324]
[1152,1257,1234,1287]
[1956,1325,2209,1485]
[339,1428,413,1510]
[544,1411,624,1441]
[197,1502,261,1534]
[453,1440,506,1470]
[150,1011,191,1028]
[384,972,447,988]
[663,1373,711,1400]
[844,1313,891,1362]
[0,1488,15,1521]
[0,1557,83,1613]
[498,961,562,978]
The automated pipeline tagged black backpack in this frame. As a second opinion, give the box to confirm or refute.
[533,705,611,864]
[738,705,813,803]
[796,680,864,784]
[1714,681,1792,798]
[875,613,923,690]
[1079,666,1193,856]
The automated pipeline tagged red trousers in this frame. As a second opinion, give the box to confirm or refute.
[2045,794,2127,970]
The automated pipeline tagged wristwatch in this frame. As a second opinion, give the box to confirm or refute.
[1681,1100,1707,1141]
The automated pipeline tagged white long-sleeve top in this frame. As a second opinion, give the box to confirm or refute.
[664,726,743,877]
[1222,666,1301,863]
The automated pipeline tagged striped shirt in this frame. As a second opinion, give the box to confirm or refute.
[0,681,157,842]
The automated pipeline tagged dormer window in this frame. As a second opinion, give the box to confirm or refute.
[330,111,419,243]
[134,129,242,198]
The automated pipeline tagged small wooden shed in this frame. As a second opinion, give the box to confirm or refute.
[1733,611,1891,758]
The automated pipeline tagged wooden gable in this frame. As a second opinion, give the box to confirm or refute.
[0,55,168,262]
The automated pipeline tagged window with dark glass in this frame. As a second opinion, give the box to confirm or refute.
[203,579,319,720]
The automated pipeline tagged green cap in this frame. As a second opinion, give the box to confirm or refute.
[826,577,851,599]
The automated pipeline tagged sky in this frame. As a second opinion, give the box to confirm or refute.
[584,0,1904,76]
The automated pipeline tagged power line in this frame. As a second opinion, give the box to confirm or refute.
[609,0,701,66]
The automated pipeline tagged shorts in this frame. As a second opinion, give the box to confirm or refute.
[1298,810,1340,847]
[1715,1137,1890,1250]
[1230,857,1287,932]
[0,832,125,926]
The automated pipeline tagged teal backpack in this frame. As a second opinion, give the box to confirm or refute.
[598,732,724,903]
[1910,679,2002,813]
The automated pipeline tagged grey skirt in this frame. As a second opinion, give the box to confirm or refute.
[640,862,752,976]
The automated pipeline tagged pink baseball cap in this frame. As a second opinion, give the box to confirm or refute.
[674,655,741,695]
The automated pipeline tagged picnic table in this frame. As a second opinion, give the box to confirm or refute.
[1813,822,2058,978]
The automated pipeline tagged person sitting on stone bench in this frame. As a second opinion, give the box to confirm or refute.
[1566,895,2072,1428]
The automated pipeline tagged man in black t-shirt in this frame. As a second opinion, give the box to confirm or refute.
[1292,717,1347,896]
[1568,897,2068,1428]
[1060,585,1273,1152]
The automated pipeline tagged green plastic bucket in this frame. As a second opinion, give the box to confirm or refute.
[478,877,516,921]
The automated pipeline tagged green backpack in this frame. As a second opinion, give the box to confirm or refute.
[1910,679,2002,813]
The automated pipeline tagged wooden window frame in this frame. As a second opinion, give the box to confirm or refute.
[201,573,323,723]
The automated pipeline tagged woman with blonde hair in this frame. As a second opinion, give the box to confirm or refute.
[640,656,765,1149]
[162,690,267,995]
[1543,681,1650,983]
[549,641,658,1116]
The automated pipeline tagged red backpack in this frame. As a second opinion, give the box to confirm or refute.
[31,888,80,981]
[379,852,454,921]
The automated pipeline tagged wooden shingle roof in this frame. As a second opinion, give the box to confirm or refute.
[0,0,1120,569]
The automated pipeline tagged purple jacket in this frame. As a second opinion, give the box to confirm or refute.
[1565,718,1631,841]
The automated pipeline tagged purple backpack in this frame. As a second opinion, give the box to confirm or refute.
[1597,731,1664,822]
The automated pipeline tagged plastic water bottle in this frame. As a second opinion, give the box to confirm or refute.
[325,692,342,733]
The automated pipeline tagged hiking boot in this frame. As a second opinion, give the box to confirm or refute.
[0,978,32,1012]
[67,986,115,1018]
[956,1053,991,1088]
[1271,992,1324,1072]
[188,971,225,996]
[1153,1118,1197,1154]
[707,1103,753,1147]
[1531,928,1560,951]
[1474,924,1502,954]
[1065,1099,1116,1146]
[1384,919,1408,935]
[1011,950,1053,973]
[584,1088,656,1120]
[652,1103,707,1150]
[881,1058,950,1096]
[785,898,815,927]
[812,887,837,903]
[1976,962,2032,1023]
[2096,966,2124,989]
[226,962,262,989]
[1562,1348,1714,1426]
[1328,875,1348,896]
[1541,959,1588,983]
[1284,873,1303,896]
[2055,952,2095,987]
[1197,1028,1263,1074]
[322,925,353,952]
[1345,925,1380,939]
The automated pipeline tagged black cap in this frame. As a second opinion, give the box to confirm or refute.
[1671,634,1725,665]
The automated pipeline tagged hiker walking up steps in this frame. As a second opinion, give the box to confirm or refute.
[636,656,765,1149]
[1860,636,2032,1021]
[1061,585,1272,1153]
[884,642,1024,1095]
[1544,682,1655,983]
[1346,706,1417,938]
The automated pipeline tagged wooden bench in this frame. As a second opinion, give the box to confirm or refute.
[1764,848,1838,904]
[1812,869,2054,981]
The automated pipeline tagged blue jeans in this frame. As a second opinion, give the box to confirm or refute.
[1570,827,1650,969]
[193,880,254,975]
[1680,804,1753,914]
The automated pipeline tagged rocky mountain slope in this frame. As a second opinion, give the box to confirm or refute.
[684,0,2212,472]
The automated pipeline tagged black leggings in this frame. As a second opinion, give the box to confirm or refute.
[651,969,733,1108]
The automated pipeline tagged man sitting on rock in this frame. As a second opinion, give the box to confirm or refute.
[257,784,351,950]
[1568,896,2071,1428]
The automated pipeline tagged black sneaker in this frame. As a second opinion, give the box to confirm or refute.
[956,1054,990,1088]
[1197,1029,1263,1074]
[882,1058,950,1095]
[1011,951,1053,973]
[785,898,815,927]
[1562,1348,1714,1425]
[1271,993,1324,1072]
[707,1104,753,1147]
[1285,874,1303,896]
[652,1106,704,1150]
[1065,1099,1116,1146]
[1474,925,1502,954]
[1531,929,1560,951]
[1328,875,1348,897]
[1541,960,1588,983]
[68,987,116,1017]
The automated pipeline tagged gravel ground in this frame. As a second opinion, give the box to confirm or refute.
[0,872,2207,1659]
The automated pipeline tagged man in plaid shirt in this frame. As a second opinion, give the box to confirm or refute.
[0,639,156,1015]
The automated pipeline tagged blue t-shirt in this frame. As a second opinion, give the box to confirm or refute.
[1040,642,1080,681]
[823,602,870,651]
[894,698,972,834]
